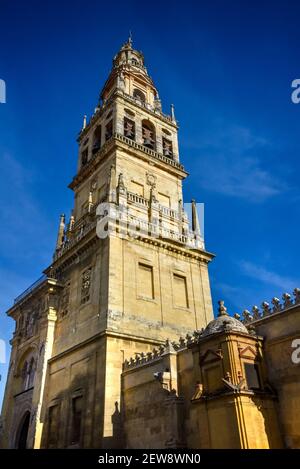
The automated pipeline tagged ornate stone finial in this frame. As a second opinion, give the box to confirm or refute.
[272,297,281,313]
[261,301,271,316]
[234,313,241,320]
[217,300,228,317]
[242,310,253,323]
[170,104,176,122]
[128,30,133,47]
[55,214,65,251]
[252,305,261,320]
[82,114,87,130]
[282,293,293,308]
[164,339,176,354]
[293,288,300,304]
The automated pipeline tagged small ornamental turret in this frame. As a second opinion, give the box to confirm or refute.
[55,214,65,251]
[69,211,75,232]
[88,191,94,213]
[191,199,201,235]
[82,114,87,130]
[171,103,176,122]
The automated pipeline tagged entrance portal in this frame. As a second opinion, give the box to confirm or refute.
[16,411,30,448]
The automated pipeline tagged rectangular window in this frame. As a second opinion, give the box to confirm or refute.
[48,405,59,448]
[81,268,92,305]
[131,181,144,197]
[71,396,83,445]
[97,184,106,203]
[105,120,113,141]
[60,282,70,317]
[81,148,88,166]
[138,263,154,299]
[158,192,170,208]
[173,274,188,308]
[244,363,261,390]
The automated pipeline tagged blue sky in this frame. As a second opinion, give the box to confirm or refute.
[0,0,300,405]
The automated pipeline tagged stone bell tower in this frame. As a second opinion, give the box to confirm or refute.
[1,38,214,449]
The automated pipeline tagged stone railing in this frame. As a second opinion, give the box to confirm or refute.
[127,191,149,208]
[114,133,185,171]
[237,288,300,324]
[120,216,204,250]
[123,333,203,371]
[120,90,174,124]
[159,205,179,219]
[14,275,48,305]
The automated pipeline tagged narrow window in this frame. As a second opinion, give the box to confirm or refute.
[81,148,88,166]
[244,363,261,390]
[60,281,70,317]
[92,125,101,154]
[173,274,188,308]
[105,120,113,141]
[48,405,59,448]
[138,263,154,299]
[124,117,135,140]
[81,268,92,305]
[71,396,83,445]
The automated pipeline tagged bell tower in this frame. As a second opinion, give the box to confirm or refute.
[1,38,214,449]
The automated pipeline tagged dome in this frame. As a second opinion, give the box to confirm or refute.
[202,300,249,337]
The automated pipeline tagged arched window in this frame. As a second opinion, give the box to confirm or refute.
[92,125,101,154]
[19,353,36,391]
[133,88,146,103]
[124,117,135,140]
[162,137,173,158]
[142,120,156,150]
[28,357,36,388]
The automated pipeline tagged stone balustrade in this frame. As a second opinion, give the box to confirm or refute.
[240,288,300,324]
[123,334,202,371]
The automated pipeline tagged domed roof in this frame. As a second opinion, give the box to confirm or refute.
[202,301,249,337]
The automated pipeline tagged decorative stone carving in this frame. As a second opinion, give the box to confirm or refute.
[261,301,271,316]
[282,293,293,308]
[242,310,253,323]
[293,288,300,304]
[272,297,281,313]
[252,305,261,320]
[81,268,92,305]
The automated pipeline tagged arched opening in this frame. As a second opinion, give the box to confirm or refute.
[142,120,156,150]
[92,125,102,154]
[133,88,145,103]
[123,117,135,140]
[16,411,30,449]
[17,348,36,394]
